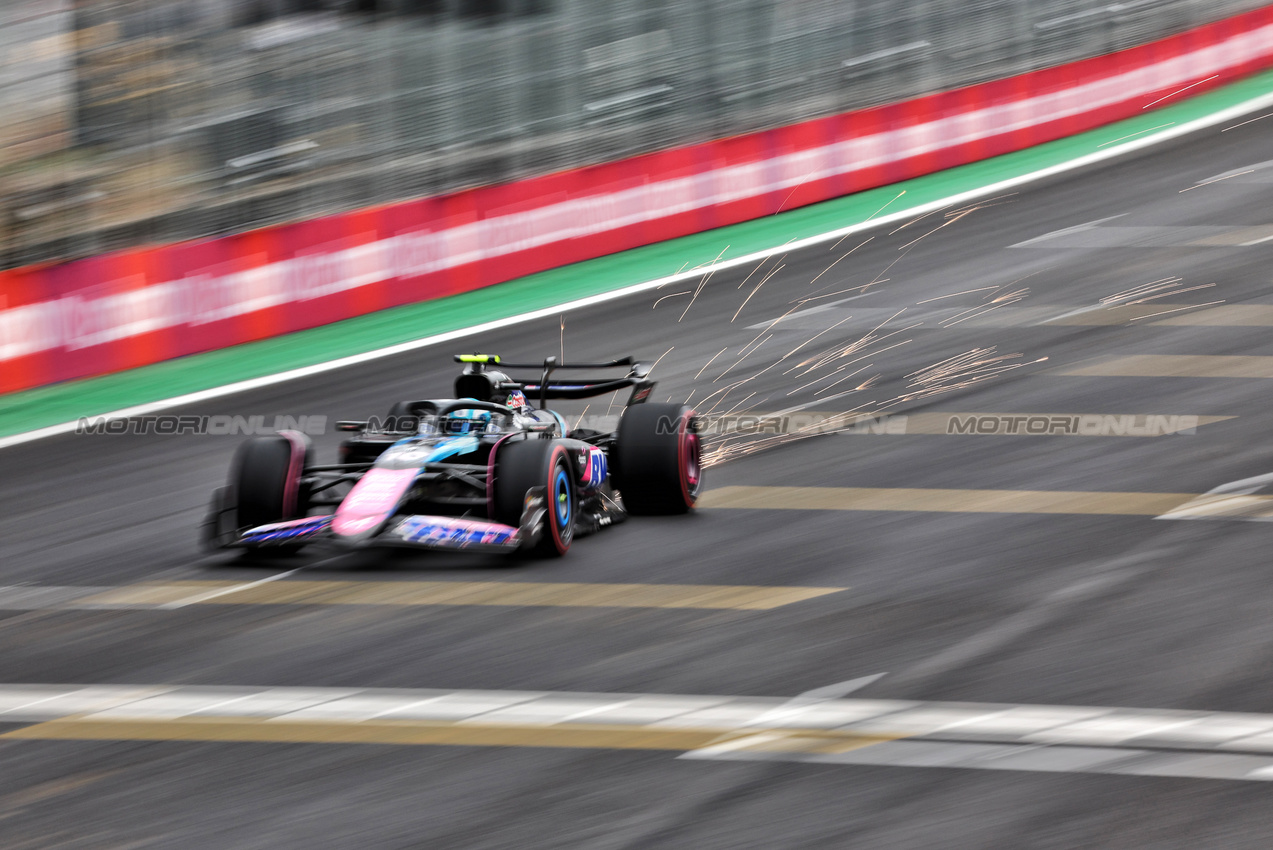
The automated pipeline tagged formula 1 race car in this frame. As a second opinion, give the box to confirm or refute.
[201,354,700,557]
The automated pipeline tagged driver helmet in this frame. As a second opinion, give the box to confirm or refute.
[442,406,493,435]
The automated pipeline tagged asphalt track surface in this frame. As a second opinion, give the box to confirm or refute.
[5,115,1273,847]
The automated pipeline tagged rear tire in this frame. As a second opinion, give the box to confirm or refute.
[612,403,701,515]
[493,438,575,556]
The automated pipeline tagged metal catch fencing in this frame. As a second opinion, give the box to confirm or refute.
[1,0,1264,268]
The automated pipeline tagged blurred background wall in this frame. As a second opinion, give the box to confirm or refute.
[1,0,1264,270]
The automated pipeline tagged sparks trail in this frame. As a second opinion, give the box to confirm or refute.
[717,305,916,417]
[679,276,711,322]
[881,193,1005,242]
[801,237,875,300]
[795,336,914,387]
[915,286,999,304]
[700,380,750,416]
[1097,123,1175,147]
[699,376,899,455]
[1129,299,1226,322]
[677,245,733,321]
[893,347,1048,403]
[1223,111,1273,132]
[1142,74,1217,110]
[735,254,775,290]
[788,361,878,396]
[889,206,948,235]
[647,346,675,376]
[897,205,983,252]
[793,399,882,433]
[653,290,693,309]
[688,245,731,276]
[807,201,978,306]
[1098,277,1220,310]
[702,345,797,410]
[703,433,791,466]
[864,243,915,289]
[944,192,1018,215]
[817,369,882,396]
[938,285,1030,328]
[820,191,906,252]
[694,348,728,380]
[739,303,801,351]
[785,308,915,377]
[808,238,874,286]
[931,275,1038,328]
[1101,277,1183,304]
[701,395,889,466]
[846,190,906,237]
[774,180,810,215]
[736,332,772,359]
[732,263,786,322]
[1180,170,1254,193]
[793,282,884,305]
[721,392,758,416]
[765,314,859,372]
[690,196,1044,467]
[714,334,773,382]
[797,305,909,363]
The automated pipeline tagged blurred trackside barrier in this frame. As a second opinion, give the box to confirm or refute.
[2,6,1272,395]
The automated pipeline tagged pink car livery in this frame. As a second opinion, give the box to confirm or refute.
[202,353,700,559]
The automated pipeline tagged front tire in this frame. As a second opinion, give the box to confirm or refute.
[493,438,575,556]
[230,435,308,530]
[612,403,701,515]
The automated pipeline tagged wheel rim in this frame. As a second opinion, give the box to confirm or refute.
[682,429,702,501]
[553,463,573,545]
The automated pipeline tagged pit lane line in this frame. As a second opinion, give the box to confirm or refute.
[7,683,1273,782]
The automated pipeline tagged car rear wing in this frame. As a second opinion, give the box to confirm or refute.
[453,354,655,407]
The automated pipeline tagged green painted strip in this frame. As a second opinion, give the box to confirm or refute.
[3,68,1273,439]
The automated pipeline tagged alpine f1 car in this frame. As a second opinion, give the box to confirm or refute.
[201,354,701,557]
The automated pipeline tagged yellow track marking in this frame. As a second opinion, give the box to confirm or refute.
[0,717,900,753]
[78,581,844,611]
[699,486,1211,516]
[1057,355,1273,378]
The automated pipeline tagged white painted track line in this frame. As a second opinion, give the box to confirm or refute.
[3,683,1273,753]
[11,683,1273,780]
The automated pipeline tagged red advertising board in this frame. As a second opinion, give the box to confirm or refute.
[2,6,1272,393]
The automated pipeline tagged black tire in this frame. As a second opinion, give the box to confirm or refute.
[231,435,305,529]
[493,438,575,556]
[200,486,235,551]
[612,403,701,515]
